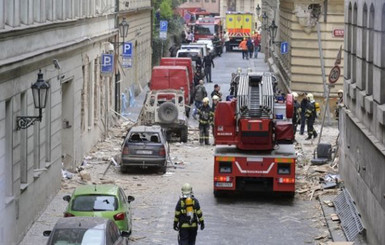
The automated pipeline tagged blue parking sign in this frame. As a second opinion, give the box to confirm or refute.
[160,20,168,32]
[122,42,132,57]
[101,54,114,74]
[280,42,289,54]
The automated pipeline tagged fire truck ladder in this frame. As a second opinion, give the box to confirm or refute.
[248,83,262,117]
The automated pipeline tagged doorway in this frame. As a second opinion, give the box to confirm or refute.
[61,79,75,170]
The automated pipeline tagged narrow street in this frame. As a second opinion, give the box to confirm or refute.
[20,52,335,245]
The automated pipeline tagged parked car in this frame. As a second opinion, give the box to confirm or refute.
[43,217,129,245]
[121,125,170,173]
[196,39,215,54]
[62,184,135,234]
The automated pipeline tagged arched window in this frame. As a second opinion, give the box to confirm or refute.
[367,4,375,95]
[346,2,352,79]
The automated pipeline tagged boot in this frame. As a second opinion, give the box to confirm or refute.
[305,135,312,140]
[313,132,318,138]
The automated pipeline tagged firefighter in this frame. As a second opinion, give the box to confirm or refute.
[211,95,219,140]
[193,80,207,119]
[305,93,318,140]
[292,92,300,134]
[198,97,212,145]
[174,183,204,245]
[299,93,308,135]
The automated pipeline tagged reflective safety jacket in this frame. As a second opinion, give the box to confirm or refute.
[305,101,316,120]
[174,197,204,228]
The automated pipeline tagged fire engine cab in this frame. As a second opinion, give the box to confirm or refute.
[194,17,223,40]
[213,71,296,196]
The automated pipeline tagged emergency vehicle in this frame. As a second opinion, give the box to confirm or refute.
[213,72,296,196]
[225,12,254,51]
[194,17,223,40]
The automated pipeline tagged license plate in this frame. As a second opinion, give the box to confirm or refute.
[215,182,233,188]
[136,150,152,155]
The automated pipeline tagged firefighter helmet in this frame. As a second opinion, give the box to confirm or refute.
[181,183,193,196]
[212,95,219,101]
[202,97,209,104]
[292,92,298,99]
[307,93,314,101]
[338,89,343,94]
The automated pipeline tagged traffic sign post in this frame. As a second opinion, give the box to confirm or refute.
[280,41,289,54]
[101,54,114,75]
[159,20,168,40]
[122,42,133,57]
[328,65,341,84]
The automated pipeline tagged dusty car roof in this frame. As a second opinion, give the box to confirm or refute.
[52,217,109,230]
[73,184,119,196]
[130,125,162,133]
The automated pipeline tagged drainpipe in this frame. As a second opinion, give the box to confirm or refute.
[115,0,120,113]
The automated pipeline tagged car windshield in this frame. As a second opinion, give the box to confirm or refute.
[129,132,160,143]
[178,52,198,58]
[51,228,105,245]
[72,195,118,211]
[195,24,214,35]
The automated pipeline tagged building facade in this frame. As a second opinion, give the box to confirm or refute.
[181,0,220,15]
[0,0,152,244]
[265,0,344,102]
[341,0,385,244]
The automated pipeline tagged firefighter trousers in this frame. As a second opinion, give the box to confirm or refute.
[307,118,317,138]
[178,227,198,245]
[199,124,210,145]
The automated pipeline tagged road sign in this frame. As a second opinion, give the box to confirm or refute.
[280,42,289,54]
[332,29,344,38]
[122,57,132,68]
[328,65,341,84]
[101,54,114,74]
[160,31,167,40]
[122,42,132,57]
[160,20,168,32]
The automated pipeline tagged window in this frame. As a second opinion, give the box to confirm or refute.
[72,195,118,211]
[88,62,93,128]
[5,99,13,197]
[361,4,368,91]
[94,59,99,124]
[45,81,51,162]
[20,93,27,184]
[367,4,375,95]
[352,3,358,83]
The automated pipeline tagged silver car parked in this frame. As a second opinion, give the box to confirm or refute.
[120,125,169,173]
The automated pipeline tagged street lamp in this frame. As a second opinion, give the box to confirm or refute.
[119,18,129,41]
[262,12,269,30]
[269,20,278,43]
[256,4,261,17]
[16,70,50,130]
[115,18,130,113]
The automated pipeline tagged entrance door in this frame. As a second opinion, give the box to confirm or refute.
[61,79,75,170]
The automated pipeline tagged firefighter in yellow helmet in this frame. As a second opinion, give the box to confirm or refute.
[335,89,344,121]
[198,97,213,145]
[305,93,318,140]
[174,183,204,245]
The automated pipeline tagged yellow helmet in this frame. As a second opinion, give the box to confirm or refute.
[338,89,343,94]
[203,97,210,103]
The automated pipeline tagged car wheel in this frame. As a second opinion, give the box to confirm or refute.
[180,127,188,143]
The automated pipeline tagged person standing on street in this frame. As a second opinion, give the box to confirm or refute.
[299,93,308,135]
[239,38,248,60]
[193,80,207,119]
[203,52,215,83]
[292,92,300,134]
[193,66,204,87]
[247,37,253,59]
[174,183,204,245]
[305,93,318,140]
[198,97,212,145]
[210,84,222,101]
[335,89,344,121]
[211,95,220,139]
[224,31,230,52]
[253,34,260,58]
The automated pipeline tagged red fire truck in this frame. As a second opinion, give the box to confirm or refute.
[213,72,296,196]
[194,17,223,40]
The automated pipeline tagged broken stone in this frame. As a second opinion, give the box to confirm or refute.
[330,213,340,221]
[79,170,91,181]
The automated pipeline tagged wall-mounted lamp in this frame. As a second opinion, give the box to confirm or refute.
[16,70,50,130]
[256,4,261,17]
[262,12,269,30]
